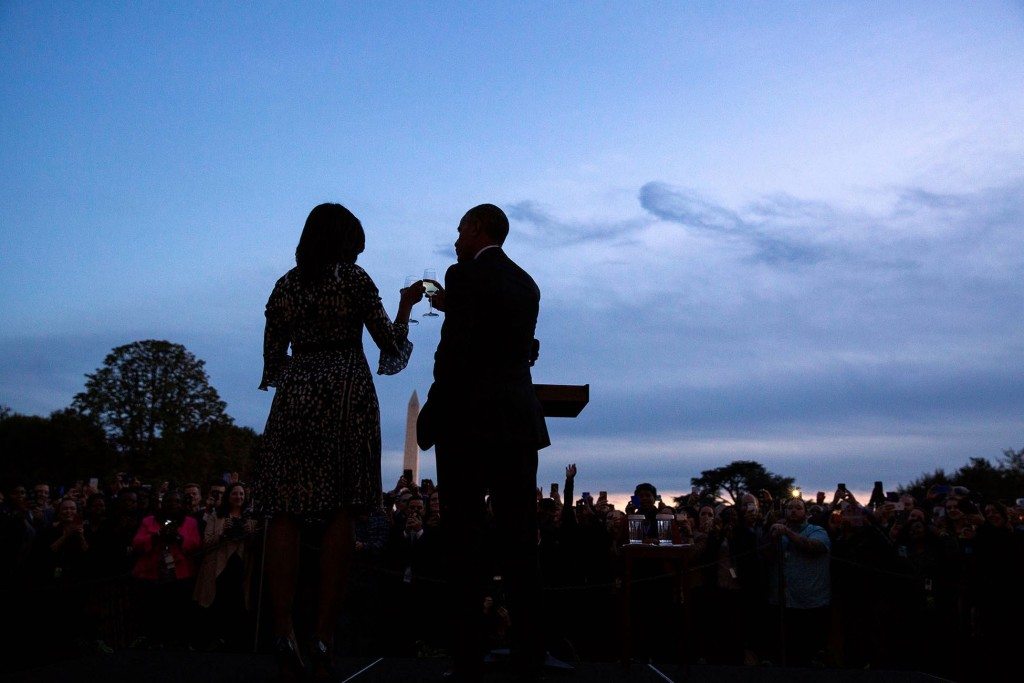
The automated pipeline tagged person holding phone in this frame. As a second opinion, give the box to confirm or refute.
[766,498,830,666]
[130,490,201,648]
[632,482,660,539]
[194,482,257,651]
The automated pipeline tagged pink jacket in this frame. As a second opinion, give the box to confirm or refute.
[131,514,201,581]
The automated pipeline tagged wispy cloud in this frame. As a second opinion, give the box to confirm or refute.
[507,200,646,247]
[638,183,741,232]
[639,181,829,265]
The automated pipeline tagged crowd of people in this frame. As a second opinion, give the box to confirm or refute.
[1,466,1022,680]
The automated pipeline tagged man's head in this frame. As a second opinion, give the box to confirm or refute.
[57,498,79,524]
[7,485,27,510]
[634,483,657,511]
[740,492,760,524]
[207,481,226,509]
[183,484,202,512]
[406,496,425,518]
[785,498,807,525]
[33,483,50,507]
[86,493,106,518]
[454,204,509,261]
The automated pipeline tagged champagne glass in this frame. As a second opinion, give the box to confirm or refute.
[404,276,419,324]
[422,268,439,317]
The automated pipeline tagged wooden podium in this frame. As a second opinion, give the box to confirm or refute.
[534,383,589,418]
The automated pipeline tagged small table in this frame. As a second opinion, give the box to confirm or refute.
[619,542,697,663]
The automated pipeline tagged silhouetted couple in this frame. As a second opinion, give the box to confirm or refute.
[254,203,548,681]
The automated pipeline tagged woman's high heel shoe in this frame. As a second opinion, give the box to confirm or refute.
[274,635,307,679]
[309,638,335,680]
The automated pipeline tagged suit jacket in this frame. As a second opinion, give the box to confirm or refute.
[419,247,550,451]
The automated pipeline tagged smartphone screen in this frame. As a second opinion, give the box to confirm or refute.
[403,469,413,482]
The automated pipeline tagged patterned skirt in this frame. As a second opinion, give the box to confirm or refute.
[252,349,383,516]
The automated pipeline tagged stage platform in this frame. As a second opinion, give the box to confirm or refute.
[3,651,951,683]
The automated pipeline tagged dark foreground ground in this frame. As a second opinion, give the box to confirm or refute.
[1,652,951,683]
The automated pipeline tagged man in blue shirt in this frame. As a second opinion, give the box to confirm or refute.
[767,497,830,665]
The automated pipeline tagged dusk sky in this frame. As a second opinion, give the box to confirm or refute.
[2,2,1022,500]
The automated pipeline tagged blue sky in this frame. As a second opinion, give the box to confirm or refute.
[2,2,1022,498]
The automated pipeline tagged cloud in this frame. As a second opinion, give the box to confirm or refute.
[520,178,1024,485]
[895,188,966,213]
[432,243,455,259]
[639,182,829,265]
[638,182,741,232]
[506,200,646,247]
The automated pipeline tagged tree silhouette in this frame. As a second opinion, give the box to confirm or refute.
[689,460,795,505]
[72,340,231,473]
[900,447,1024,502]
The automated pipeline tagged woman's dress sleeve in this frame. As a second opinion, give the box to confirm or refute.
[357,269,412,375]
[259,278,291,390]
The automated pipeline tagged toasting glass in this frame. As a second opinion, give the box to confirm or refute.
[404,276,420,324]
[422,268,439,317]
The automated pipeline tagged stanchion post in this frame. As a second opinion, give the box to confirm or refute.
[253,518,269,653]
[776,535,786,667]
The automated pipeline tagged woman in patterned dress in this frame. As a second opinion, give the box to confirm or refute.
[253,203,422,675]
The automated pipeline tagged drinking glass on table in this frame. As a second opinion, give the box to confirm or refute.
[627,515,645,544]
[404,276,420,324]
[656,514,674,545]
[422,268,439,317]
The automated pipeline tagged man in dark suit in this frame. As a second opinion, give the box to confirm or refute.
[418,203,549,681]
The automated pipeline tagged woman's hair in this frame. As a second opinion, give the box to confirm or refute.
[295,203,365,277]
[984,501,1008,523]
[217,483,246,518]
